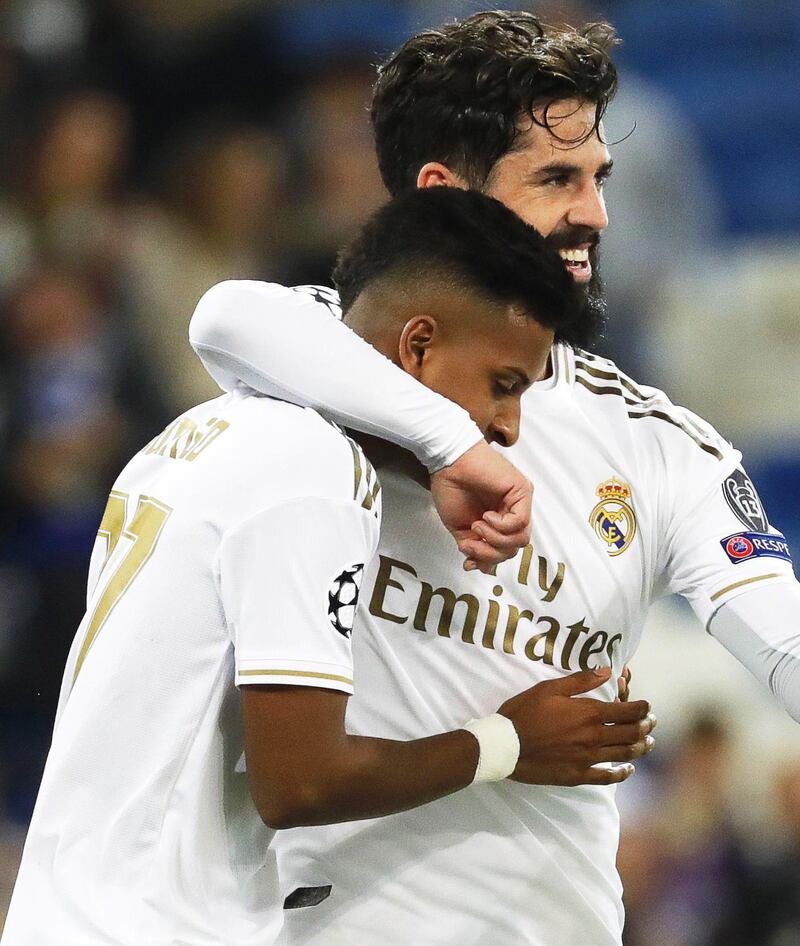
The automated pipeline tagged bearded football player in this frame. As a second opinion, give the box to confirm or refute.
[188,11,800,946]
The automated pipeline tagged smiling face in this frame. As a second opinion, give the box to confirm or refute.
[484,99,611,287]
[414,99,611,347]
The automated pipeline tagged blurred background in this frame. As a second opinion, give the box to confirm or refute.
[0,0,798,942]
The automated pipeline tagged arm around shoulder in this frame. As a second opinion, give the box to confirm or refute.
[189,279,482,471]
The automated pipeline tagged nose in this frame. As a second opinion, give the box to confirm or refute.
[567,180,609,232]
[488,406,520,448]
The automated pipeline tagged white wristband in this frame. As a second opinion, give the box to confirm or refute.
[462,714,520,783]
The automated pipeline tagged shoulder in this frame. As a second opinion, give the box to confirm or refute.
[232,394,375,496]
[152,393,379,521]
[567,346,734,467]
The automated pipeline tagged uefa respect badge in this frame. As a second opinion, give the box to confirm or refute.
[720,532,792,565]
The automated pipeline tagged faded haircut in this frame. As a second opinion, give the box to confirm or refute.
[333,186,588,344]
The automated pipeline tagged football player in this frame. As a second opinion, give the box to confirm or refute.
[2,188,654,946]
[188,12,800,946]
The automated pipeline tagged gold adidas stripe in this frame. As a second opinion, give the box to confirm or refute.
[575,359,655,403]
[710,573,780,602]
[239,669,353,685]
[574,372,724,461]
[626,409,724,460]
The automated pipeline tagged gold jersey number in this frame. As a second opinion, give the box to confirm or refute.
[73,491,172,683]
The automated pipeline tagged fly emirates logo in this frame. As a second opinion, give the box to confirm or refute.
[367,545,622,672]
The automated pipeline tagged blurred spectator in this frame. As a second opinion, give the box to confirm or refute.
[649,243,800,451]
[285,57,388,285]
[713,763,800,946]
[600,70,722,376]
[122,122,291,413]
[0,89,131,290]
[620,711,752,946]
[0,263,166,826]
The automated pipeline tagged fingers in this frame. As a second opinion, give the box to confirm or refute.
[578,763,636,786]
[470,520,529,556]
[479,481,532,543]
[616,665,632,702]
[457,533,521,570]
[601,699,651,724]
[598,715,657,747]
[590,735,655,764]
[481,503,531,538]
[544,667,611,696]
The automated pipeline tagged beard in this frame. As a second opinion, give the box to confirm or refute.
[545,227,607,351]
[576,241,607,350]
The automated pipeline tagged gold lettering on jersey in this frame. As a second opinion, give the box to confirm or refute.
[517,544,534,585]
[501,605,534,654]
[368,556,416,625]
[579,631,608,670]
[414,584,480,644]
[142,417,229,462]
[606,633,623,664]
[367,556,622,672]
[589,478,637,556]
[480,585,505,649]
[516,545,567,602]
[538,558,565,602]
[561,618,591,669]
[183,419,230,461]
[524,615,560,664]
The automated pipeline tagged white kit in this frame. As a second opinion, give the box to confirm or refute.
[3,390,380,946]
[190,281,799,946]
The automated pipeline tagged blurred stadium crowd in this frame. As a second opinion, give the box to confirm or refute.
[0,1,799,942]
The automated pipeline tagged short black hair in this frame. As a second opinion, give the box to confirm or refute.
[372,10,619,194]
[333,186,589,344]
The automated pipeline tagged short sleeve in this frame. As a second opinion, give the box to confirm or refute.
[217,496,379,694]
[662,455,796,627]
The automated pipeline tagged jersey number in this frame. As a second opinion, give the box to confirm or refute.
[73,491,172,683]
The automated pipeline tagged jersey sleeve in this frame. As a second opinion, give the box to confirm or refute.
[708,581,800,722]
[188,279,482,473]
[217,496,379,694]
[658,418,795,626]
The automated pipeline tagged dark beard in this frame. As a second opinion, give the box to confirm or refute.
[546,232,607,351]
[571,242,607,351]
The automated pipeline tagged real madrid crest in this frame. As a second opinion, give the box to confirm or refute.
[590,478,637,556]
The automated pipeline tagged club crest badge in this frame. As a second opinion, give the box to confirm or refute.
[590,478,637,557]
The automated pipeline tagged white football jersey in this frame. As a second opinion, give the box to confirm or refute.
[2,391,380,946]
[275,343,795,946]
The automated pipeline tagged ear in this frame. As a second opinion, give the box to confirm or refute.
[416,162,469,191]
[398,315,438,378]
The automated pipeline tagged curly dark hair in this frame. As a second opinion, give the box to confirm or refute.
[371,10,619,194]
[333,187,593,345]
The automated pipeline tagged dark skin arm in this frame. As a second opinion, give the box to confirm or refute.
[242,667,655,830]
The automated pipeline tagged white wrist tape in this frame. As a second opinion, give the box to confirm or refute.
[462,714,520,783]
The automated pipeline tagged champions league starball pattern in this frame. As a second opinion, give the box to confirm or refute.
[327,563,365,637]
[292,285,343,320]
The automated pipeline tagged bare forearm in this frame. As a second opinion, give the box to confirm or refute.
[256,730,479,829]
